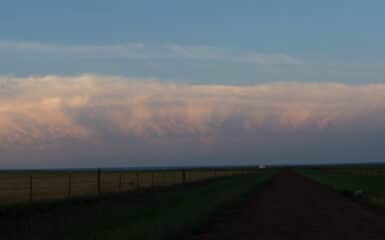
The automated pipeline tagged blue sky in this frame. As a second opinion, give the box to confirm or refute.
[1,0,385,84]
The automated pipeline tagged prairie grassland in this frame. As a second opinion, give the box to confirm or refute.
[299,167,385,209]
[0,169,251,206]
[0,170,275,240]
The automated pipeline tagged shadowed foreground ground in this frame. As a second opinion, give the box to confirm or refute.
[192,171,385,240]
[0,172,275,240]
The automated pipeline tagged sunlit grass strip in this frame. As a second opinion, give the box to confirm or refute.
[0,168,255,206]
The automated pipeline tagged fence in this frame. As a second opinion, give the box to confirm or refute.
[0,168,256,206]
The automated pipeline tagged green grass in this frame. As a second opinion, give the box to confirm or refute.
[0,170,275,240]
[298,168,385,209]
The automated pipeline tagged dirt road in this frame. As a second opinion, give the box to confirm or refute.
[193,171,385,240]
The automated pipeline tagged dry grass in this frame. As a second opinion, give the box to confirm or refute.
[0,169,252,205]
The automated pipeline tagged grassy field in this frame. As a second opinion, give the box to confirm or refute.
[298,167,385,209]
[0,168,250,206]
[0,170,275,240]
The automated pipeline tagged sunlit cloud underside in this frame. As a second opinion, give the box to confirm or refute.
[1,75,385,168]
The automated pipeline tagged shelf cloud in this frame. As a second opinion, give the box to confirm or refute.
[1,75,385,167]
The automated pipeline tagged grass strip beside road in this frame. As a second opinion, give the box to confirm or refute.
[298,168,385,209]
[0,170,275,240]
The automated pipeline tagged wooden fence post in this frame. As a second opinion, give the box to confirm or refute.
[97,168,101,195]
[182,170,186,184]
[119,172,123,192]
[68,172,72,198]
[136,172,140,189]
[29,175,33,203]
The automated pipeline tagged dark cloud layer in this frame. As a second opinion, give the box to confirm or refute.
[1,75,385,168]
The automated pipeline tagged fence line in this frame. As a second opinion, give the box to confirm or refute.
[0,168,257,206]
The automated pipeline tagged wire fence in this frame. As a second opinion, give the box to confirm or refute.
[0,168,257,206]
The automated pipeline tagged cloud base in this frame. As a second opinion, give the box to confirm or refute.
[1,75,385,168]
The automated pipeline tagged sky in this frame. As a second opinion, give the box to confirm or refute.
[1,1,385,168]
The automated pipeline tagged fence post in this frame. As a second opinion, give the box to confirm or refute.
[136,172,140,189]
[182,170,186,184]
[29,175,33,203]
[151,172,155,189]
[119,172,123,192]
[68,172,72,198]
[97,168,101,196]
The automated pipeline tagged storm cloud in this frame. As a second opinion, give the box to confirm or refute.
[1,75,385,168]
